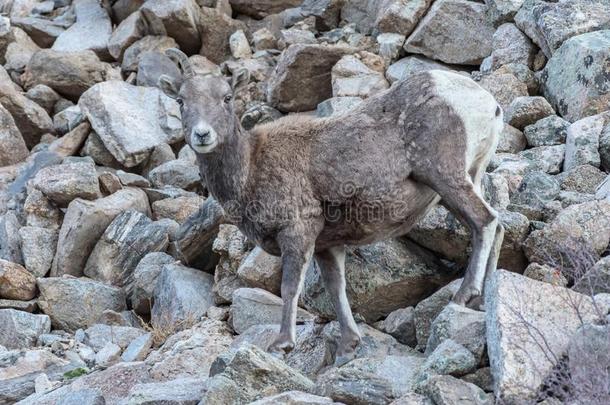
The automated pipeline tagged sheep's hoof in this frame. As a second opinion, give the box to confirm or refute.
[452,285,482,307]
[333,333,360,367]
[268,337,295,357]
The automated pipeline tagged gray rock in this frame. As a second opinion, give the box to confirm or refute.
[541,30,610,122]
[0,259,36,301]
[121,332,153,362]
[485,269,603,403]
[53,105,84,135]
[523,262,568,287]
[24,84,60,115]
[331,54,389,98]
[23,189,61,230]
[250,391,335,405]
[302,238,455,322]
[83,323,146,352]
[136,51,181,89]
[121,35,178,73]
[151,263,214,331]
[125,377,207,404]
[375,0,432,37]
[31,160,100,207]
[4,26,40,79]
[37,277,126,332]
[518,144,565,174]
[385,55,452,84]
[421,375,492,405]
[0,309,50,349]
[52,188,150,277]
[477,72,528,110]
[18,226,57,278]
[128,252,176,315]
[510,171,560,209]
[11,16,66,48]
[79,81,183,167]
[504,96,555,130]
[230,288,313,334]
[84,210,168,287]
[486,0,526,26]
[228,29,251,59]
[52,0,112,59]
[376,33,405,63]
[573,256,610,295]
[489,23,537,70]
[461,367,494,393]
[23,50,117,101]
[81,131,121,169]
[236,246,282,296]
[317,366,397,405]
[212,224,250,304]
[148,159,201,190]
[564,113,608,171]
[482,172,510,210]
[316,96,362,117]
[404,0,494,65]
[389,392,433,405]
[377,307,417,347]
[496,124,526,153]
[418,339,477,383]
[0,103,28,166]
[267,44,353,113]
[94,341,121,367]
[201,344,315,404]
[229,0,302,19]
[523,115,570,147]
[152,195,204,224]
[198,7,247,64]
[252,28,277,52]
[340,0,384,34]
[560,164,607,194]
[107,9,166,61]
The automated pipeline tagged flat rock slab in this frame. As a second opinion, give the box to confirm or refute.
[485,269,603,403]
[0,309,50,349]
[79,81,183,167]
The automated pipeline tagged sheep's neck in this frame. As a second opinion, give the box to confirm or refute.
[200,123,251,207]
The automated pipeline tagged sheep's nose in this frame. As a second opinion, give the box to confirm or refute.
[194,129,210,141]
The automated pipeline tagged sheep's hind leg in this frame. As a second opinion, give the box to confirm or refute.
[315,246,361,366]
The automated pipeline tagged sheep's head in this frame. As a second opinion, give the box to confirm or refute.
[159,48,249,154]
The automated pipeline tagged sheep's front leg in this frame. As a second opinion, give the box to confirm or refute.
[269,232,316,355]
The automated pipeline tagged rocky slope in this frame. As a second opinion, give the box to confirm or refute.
[0,0,609,404]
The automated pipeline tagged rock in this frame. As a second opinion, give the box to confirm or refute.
[331,54,389,98]
[121,35,178,73]
[560,164,607,194]
[23,50,117,101]
[523,200,610,269]
[250,391,335,405]
[489,23,536,70]
[107,9,166,61]
[279,28,317,48]
[52,0,112,59]
[377,307,416,347]
[202,344,315,403]
[390,392,433,405]
[523,115,570,147]
[316,96,362,117]
[121,333,153,362]
[376,33,405,63]
[211,224,250,304]
[136,51,181,89]
[426,303,486,363]
[18,226,57,278]
[52,188,150,277]
[510,171,560,209]
[477,72,529,110]
[375,0,432,37]
[461,367,494,393]
[0,66,53,148]
[0,260,36,301]
[267,44,352,112]
[116,171,150,188]
[81,131,121,168]
[128,252,176,315]
[0,309,50,349]
[504,96,555,130]
[229,29,252,59]
[146,319,233,380]
[413,279,462,349]
[24,84,60,115]
[340,0,384,34]
[522,262,568,287]
[486,0,525,26]
[140,0,201,54]
[37,277,126,332]
[23,189,61,230]
[84,210,168,287]
[542,30,610,122]
[148,159,201,190]
[385,55,452,84]
[125,377,207,404]
[421,375,492,405]
[31,160,100,207]
[53,105,84,135]
[317,366,397,405]
[0,103,28,167]
[236,246,282,296]
[496,62,539,94]
[302,238,455,322]
[79,81,183,167]
[4,26,40,79]
[252,28,277,51]
[229,0,302,19]
[482,173,510,210]
[151,263,215,331]
[564,113,607,171]
[404,0,494,65]
[10,17,65,48]
[230,288,313,334]
[418,339,477,383]
[485,269,604,402]
[151,195,204,224]
[496,124,526,153]
[94,342,121,368]
[198,7,247,64]
[573,256,610,295]
[518,144,565,174]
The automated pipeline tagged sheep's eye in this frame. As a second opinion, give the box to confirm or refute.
[224,94,233,103]
[176,98,184,107]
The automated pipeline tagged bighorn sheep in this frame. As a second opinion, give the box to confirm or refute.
[160,48,505,364]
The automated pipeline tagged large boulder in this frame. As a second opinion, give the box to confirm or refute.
[267,44,353,112]
[0,309,50,349]
[51,188,150,277]
[485,270,603,403]
[541,30,610,122]
[52,0,112,60]
[0,259,36,301]
[302,239,456,322]
[23,50,118,101]
[141,0,201,54]
[403,0,495,65]
[79,81,183,167]
[37,277,126,331]
[0,103,28,166]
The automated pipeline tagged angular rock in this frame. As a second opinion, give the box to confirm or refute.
[79,81,183,167]
[541,30,610,122]
[23,50,117,101]
[510,171,560,209]
[485,269,604,402]
[404,0,494,65]
[560,164,607,194]
[573,256,610,295]
[518,144,565,174]
[24,84,60,115]
[486,0,525,26]
[37,277,126,332]
[523,262,568,287]
[230,288,313,334]
[53,105,84,135]
[31,160,100,207]
[422,375,492,405]
[316,96,362,118]
[121,332,153,362]
[84,210,168,287]
[385,55,452,84]
[564,113,607,171]
[504,96,555,130]
[250,391,335,405]
[128,252,176,315]
[489,23,537,70]
[125,377,207,404]
[496,124,526,153]
[0,309,50,349]
[236,246,282,296]
[94,341,121,367]
[121,35,178,73]
[390,392,433,405]
[523,115,569,147]
[229,29,252,59]
[267,44,352,112]
[0,260,36,301]
[136,51,181,89]
[4,26,40,78]
[418,339,477,382]
[477,72,528,110]
[152,195,204,224]
[376,33,405,63]
[198,7,247,64]
[331,54,389,98]
[148,159,201,190]
[141,0,201,54]
[11,16,66,48]
[152,263,215,331]
[23,189,61,230]
[375,0,432,37]
[252,28,277,52]
[107,9,166,61]
[377,307,416,347]
[317,366,397,405]
[83,324,147,352]
[229,0,302,19]
[18,226,57,278]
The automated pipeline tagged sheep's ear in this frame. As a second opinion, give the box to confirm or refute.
[231,68,249,92]
[158,75,179,99]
